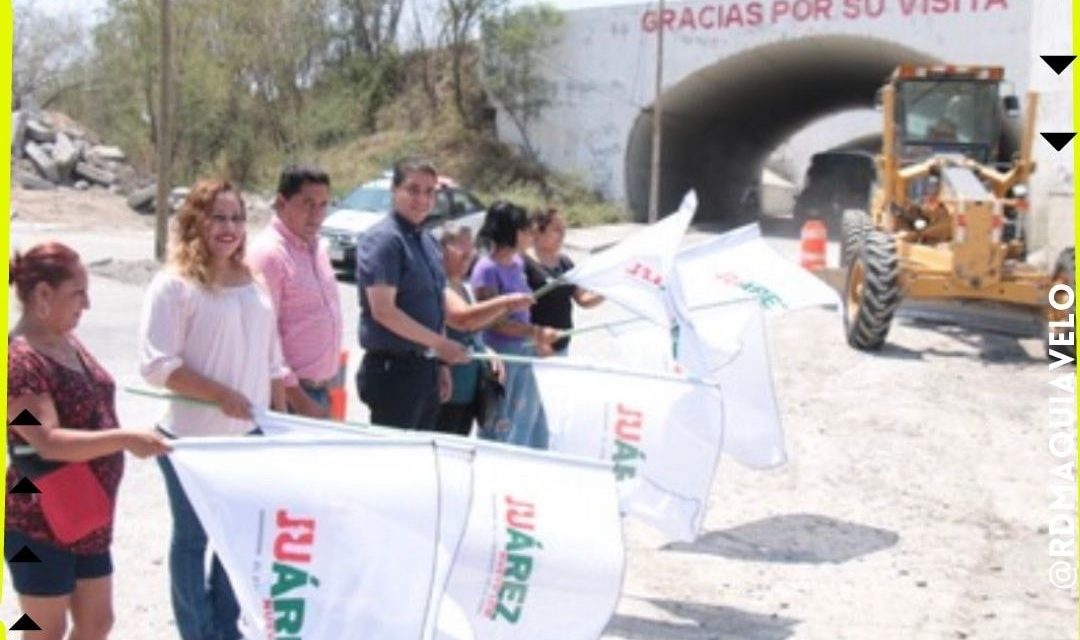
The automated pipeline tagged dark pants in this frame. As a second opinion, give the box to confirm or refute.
[357,352,440,430]
[434,402,476,437]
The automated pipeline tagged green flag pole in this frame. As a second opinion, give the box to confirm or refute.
[124,386,401,435]
[126,387,618,468]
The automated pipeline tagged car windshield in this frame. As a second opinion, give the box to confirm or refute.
[339,185,392,212]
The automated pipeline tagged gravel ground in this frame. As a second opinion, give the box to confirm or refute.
[3,187,1076,639]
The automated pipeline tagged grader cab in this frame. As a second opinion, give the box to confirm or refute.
[841,64,1074,352]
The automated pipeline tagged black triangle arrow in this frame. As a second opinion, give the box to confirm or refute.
[1041,55,1076,75]
[1041,132,1076,151]
[9,409,41,426]
[10,614,41,631]
[10,477,40,494]
[8,546,41,563]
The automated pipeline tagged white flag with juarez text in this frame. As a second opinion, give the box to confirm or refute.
[601,295,788,471]
[436,445,624,639]
[169,428,626,640]
[676,223,840,313]
[169,437,442,640]
[532,359,726,542]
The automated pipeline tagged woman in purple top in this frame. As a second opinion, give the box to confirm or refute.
[470,202,558,448]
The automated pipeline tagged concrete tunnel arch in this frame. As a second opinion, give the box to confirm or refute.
[624,34,1019,224]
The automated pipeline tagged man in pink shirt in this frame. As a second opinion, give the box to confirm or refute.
[247,165,343,418]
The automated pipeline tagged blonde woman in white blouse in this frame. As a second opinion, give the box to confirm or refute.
[138,179,288,640]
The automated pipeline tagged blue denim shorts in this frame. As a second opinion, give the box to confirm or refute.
[5,529,112,596]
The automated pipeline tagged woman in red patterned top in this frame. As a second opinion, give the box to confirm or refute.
[7,242,170,640]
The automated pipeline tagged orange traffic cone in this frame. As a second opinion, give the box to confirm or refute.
[329,351,347,421]
[799,219,827,271]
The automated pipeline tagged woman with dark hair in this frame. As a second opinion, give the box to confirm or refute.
[435,225,532,436]
[139,179,290,640]
[7,242,169,640]
[525,208,603,355]
[470,201,558,449]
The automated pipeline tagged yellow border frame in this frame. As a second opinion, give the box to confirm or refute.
[1073,1,1080,634]
[1,2,14,636]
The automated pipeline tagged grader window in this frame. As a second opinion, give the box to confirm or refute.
[897,80,1000,150]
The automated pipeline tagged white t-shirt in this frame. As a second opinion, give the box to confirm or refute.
[139,269,290,437]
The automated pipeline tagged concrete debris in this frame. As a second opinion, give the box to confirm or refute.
[53,132,80,166]
[10,110,257,217]
[11,111,27,158]
[15,170,56,191]
[24,141,60,183]
[24,118,57,144]
[88,145,126,163]
[52,132,80,180]
[74,161,116,187]
[126,184,157,213]
[126,185,197,216]
[9,109,157,210]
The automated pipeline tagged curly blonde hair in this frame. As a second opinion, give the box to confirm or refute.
[169,179,249,286]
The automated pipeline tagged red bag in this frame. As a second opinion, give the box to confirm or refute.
[34,462,113,544]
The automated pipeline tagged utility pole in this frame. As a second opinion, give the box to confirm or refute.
[647,0,665,223]
[155,0,173,262]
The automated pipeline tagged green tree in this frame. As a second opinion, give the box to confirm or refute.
[480,4,562,160]
[66,0,342,183]
[40,0,574,199]
[332,0,405,59]
[12,1,88,109]
[439,0,505,128]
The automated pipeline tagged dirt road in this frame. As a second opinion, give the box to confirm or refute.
[3,188,1075,639]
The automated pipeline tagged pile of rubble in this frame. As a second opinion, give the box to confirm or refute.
[12,110,142,194]
[11,110,275,218]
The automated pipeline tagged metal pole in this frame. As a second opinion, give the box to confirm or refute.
[155,0,172,262]
[647,0,665,223]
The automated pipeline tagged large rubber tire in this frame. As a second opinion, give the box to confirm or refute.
[1048,247,1076,361]
[841,208,872,267]
[844,231,901,350]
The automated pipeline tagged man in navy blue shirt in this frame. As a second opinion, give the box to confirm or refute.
[355,157,469,429]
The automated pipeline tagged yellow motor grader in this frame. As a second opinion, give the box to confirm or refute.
[841,64,1074,353]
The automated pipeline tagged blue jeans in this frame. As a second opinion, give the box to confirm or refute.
[157,456,241,640]
[298,382,330,413]
[479,343,549,449]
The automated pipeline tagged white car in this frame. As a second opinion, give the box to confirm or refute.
[320,175,487,271]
